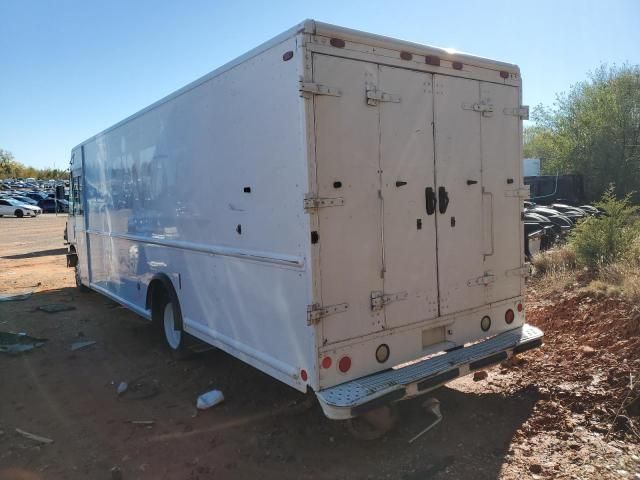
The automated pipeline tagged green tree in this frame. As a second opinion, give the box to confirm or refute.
[524,64,640,200]
[0,149,19,177]
[0,148,67,180]
[569,187,639,268]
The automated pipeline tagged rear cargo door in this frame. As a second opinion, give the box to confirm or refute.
[312,55,440,342]
[433,75,486,315]
[479,82,523,303]
[312,55,385,343]
[433,75,523,315]
[378,66,439,328]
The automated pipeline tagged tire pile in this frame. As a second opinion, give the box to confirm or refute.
[523,201,603,260]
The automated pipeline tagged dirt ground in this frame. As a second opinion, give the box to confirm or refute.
[0,215,638,480]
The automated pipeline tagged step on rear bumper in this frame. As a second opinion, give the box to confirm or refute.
[316,323,543,420]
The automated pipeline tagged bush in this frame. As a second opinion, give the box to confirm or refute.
[531,245,577,275]
[569,188,639,269]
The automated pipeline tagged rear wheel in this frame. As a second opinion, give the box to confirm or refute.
[75,264,90,292]
[15,209,23,218]
[157,294,191,359]
[346,405,398,440]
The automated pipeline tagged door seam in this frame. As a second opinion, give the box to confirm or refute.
[432,76,441,317]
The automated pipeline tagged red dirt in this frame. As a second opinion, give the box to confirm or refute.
[0,215,638,479]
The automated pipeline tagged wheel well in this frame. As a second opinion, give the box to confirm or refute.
[67,245,78,267]
[145,274,182,328]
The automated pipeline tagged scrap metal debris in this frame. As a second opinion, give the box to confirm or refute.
[38,303,76,313]
[408,397,443,444]
[129,420,155,426]
[15,428,53,444]
[116,382,128,396]
[110,466,123,480]
[70,340,96,351]
[0,332,47,355]
[125,378,160,400]
[0,292,33,302]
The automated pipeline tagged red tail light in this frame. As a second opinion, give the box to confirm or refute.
[300,369,308,381]
[517,303,523,313]
[505,309,515,324]
[321,356,332,369]
[338,356,351,373]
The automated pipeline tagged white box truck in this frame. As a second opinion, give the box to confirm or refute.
[66,20,543,422]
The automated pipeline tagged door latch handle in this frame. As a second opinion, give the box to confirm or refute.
[438,186,450,214]
[466,180,478,185]
[395,180,407,187]
[425,187,437,215]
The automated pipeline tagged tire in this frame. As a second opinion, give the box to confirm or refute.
[15,209,23,218]
[75,264,90,292]
[158,293,191,359]
[346,405,398,440]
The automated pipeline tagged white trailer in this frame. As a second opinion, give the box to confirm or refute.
[66,20,542,421]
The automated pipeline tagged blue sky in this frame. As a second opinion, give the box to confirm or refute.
[1,0,639,169]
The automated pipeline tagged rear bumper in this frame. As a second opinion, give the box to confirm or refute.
[316,323,543,419]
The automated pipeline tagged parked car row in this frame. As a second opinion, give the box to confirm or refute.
[0,177,68,191]
[0,197,42,217]
[0,185,70,217]
[523,201,602,259]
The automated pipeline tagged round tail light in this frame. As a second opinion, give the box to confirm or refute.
[480,316,491,332]
[375,344,390,363]
[338,356,352,373]
[505,309,515,324]
[321,356,332,369]
[300,369,308,381]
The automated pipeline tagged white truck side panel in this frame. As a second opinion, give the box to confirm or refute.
[78,35,316,391]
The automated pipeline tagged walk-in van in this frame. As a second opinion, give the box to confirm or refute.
[66,20,543,424]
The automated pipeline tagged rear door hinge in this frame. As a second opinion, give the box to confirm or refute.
[505,186,530,198]
[303,195,344,211]
[366,88,401,106]
[299,81,342,98]
[307,303,349,325]
[503,106,529,120]
[370,290,408,311]
[462,102,494,117]
[506,265,532,278]
[467,272,496,287]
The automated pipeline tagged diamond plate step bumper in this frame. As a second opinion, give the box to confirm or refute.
[317,324,543,419]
